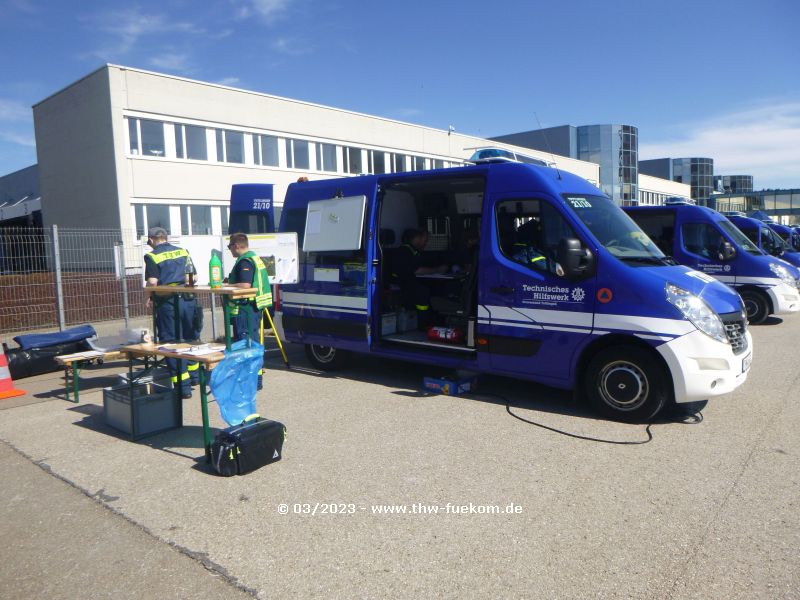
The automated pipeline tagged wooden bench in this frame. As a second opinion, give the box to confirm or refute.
[55,350,127,403]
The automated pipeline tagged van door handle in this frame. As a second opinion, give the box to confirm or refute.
[490,285,514,295]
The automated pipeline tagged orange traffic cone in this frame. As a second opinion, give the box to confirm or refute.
[0,349,25,400]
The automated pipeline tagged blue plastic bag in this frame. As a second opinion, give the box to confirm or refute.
[209,339,264,426]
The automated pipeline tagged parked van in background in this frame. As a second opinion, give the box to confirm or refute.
[725,214,800,270]
[275,163,751,422]
[625,203,800,324]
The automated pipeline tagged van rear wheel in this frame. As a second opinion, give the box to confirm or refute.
[740,289,769,324]
[585,346,668,423]
[304,344,350,370]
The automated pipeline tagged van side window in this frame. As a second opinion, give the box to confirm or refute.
[495,198,577,276]
[681,223,724,260]
[630,211,675,255]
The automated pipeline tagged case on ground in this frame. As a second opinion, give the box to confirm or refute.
[210,417,286,476]
[103,382,181,440]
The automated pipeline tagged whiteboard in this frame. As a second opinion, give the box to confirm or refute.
[303,195,366,252]
[222,232,299,284]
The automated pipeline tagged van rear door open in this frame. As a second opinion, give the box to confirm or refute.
[279,177,378,354]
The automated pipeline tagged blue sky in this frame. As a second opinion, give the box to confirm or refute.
[1,0,798,188]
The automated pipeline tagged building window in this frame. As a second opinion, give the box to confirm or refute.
[140,120,165,157]
[134,204,145,237]
[413,156,426,171]
[433,159,444,169]
[253,134,280,167]
[147,204,172,233]
[316,142,338,172]
[191,205,212,235]
[286,138,310,170]
[128,119,139,155]
[215,129,244,164]
[221,206,229,235]
[343,146,362,174]
[174,124,209,160]
[392,153,407,173]
[370,150,386,174]
[180,205,190,235]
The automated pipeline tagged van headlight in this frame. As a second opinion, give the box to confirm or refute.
[666,283,728,344]
[769,262,795,286]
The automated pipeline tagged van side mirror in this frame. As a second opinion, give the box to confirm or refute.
[557,238,595,279]
[719,241,736,261]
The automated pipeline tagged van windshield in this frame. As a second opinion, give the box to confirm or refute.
[717,220,761,255]
[563,194,670,264]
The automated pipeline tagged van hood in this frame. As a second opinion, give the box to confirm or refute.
[627,264,744,316]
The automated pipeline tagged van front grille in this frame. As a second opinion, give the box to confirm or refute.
[720,311,748,355]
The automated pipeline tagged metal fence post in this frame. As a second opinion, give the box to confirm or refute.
[116,242,130,328]
[52,224,66,331]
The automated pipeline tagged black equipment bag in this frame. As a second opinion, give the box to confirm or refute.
[210,417,286,476]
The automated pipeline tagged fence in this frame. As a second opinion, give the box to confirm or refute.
[0,226,218,337]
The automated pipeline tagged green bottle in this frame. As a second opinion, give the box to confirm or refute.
[209,253,223,289]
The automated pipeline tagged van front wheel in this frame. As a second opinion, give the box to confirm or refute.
[304,344,350,370]
[585,346,668,423]
[740,289,769,324]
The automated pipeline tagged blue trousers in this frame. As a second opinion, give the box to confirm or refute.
[232,303,263,390]
[155,296,198,393]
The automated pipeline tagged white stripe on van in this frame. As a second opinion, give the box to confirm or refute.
[282,303,367,315]
[594,313,694,336]
[733,276,780,286]
[281,292,368,310]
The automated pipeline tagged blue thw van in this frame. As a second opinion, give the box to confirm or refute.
[764,221,800,253]
[275,163,751,422]
[228,183,277,234]
[726,215,800,270]
[625,204,800,324]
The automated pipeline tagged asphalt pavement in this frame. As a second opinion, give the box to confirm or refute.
[1,320,798,599]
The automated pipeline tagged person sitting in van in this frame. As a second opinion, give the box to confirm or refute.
[390,228,448,327]
[451,229,480,274]
[511,219,564,276]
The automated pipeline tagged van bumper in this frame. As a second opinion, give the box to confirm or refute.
[767,283,800,315]
[656,329,752,404]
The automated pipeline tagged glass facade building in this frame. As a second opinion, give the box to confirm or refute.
[576,125,638,205]
[714,175,754,194]
[670,157,714,202]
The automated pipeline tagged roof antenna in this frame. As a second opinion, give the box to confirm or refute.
[534,112,562,180]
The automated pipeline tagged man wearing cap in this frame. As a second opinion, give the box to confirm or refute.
[144,227,199,399]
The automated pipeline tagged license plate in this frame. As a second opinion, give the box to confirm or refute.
[742,353,752,373]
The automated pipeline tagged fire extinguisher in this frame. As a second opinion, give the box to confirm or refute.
[427,326,464,344]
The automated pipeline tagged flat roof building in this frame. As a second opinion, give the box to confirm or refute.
[29,64,601,237]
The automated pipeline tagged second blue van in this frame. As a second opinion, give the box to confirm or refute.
[274,163,752,422]
[625,204,800,324]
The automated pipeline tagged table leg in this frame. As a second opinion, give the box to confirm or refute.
[63,366,70,402]
[71,361,81,404]
[200,366,211,462]
[223,297,232,350]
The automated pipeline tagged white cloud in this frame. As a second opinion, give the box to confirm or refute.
[235,0,291,21]
[395,108,423,118]
[0,131,35,147]
[149,53,191,73]
[271,36,311,56]
[0,99,30,122]
[640,101,800,190]
[82,8,205,59]
[216,77,241,86]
